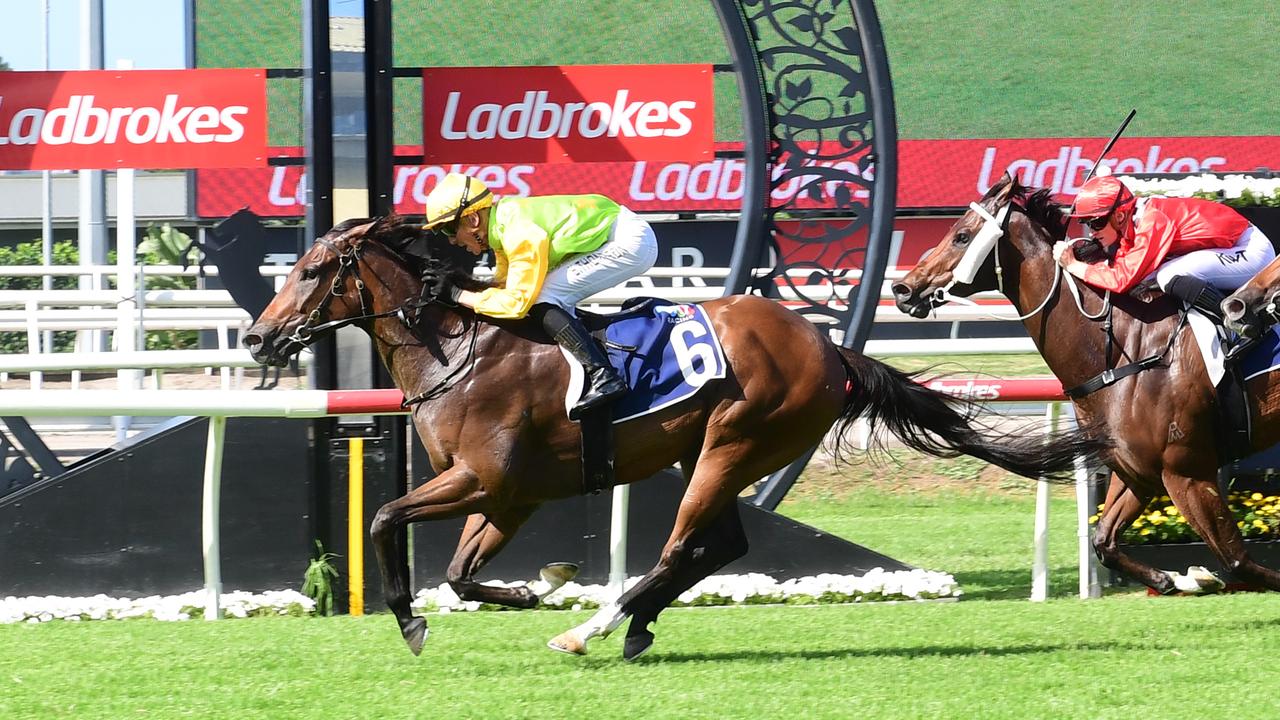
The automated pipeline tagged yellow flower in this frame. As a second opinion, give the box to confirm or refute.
[1252,493,1264,501]
[1164,506,1179,515]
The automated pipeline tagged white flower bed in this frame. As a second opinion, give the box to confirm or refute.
[0,590,315,624]
[412,568,961,613]
[1119,173,1280,204]
[0,569,959,623]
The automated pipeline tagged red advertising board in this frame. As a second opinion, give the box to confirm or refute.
[0,69,267,171]
[196,135,1280,217]
[899,136,1280,208]
[422,65,713,164]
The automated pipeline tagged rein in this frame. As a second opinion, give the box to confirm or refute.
[936,199,1183,399]
[286,229,482,404]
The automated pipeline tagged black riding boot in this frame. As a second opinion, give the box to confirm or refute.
[533,303,627,420]
[1164,275,1227,323]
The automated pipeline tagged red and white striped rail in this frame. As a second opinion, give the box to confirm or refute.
[0,388,411,417]
[0,379,1068,418]
[1,376,1087,616]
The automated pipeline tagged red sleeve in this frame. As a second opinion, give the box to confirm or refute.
[1079,211,1176,292]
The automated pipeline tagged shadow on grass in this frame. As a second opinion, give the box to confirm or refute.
[629,639,1152,665]
[952,568,1136,601]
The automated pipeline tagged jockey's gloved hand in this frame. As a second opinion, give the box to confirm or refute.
[421,269,462,306]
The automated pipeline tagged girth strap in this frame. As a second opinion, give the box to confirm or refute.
[1064,354,1164,398]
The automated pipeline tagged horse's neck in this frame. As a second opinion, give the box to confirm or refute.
[1014,263,1187,397]
[368,308,482,396]
[1012,262,1121,390]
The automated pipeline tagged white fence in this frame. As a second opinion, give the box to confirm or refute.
[1,264,1031,363]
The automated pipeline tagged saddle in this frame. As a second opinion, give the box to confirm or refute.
[565,298,727,495]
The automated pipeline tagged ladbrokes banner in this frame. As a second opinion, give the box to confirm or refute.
[197,135,1280,218]
[0,69,267,170]
[422,64,713,164]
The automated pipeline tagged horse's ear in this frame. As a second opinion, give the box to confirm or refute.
[992,171,1022,204]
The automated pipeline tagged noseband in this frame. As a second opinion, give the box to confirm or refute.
[930,201,1075,322]
[282,237,391,349]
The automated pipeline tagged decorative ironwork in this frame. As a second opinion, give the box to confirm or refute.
[716,0,897,509]
[739,0,896,341]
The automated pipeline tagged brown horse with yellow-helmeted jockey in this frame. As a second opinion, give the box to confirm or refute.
[243,206,1108,661]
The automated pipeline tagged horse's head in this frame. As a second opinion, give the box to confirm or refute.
[1222,257,1280,339]
[892,172,1067,317]
[244,215,429,366]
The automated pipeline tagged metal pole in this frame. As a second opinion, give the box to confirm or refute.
[202,415,227,620]
[41,0,54,354]
[78,0,106,351]
[114,58,141,441]
[609,484,630,594]
[348,437,365,616]
[1030,402,1059,601]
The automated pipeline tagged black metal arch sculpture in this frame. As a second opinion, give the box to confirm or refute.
[713,0,898,507]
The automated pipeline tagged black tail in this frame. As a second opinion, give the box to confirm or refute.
[832,347,1110,481]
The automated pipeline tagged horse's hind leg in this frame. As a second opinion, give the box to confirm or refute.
[369,463,486,656]
[1093,474,1177,594]
[1166,472,1280,591]
[619,501,748,661]
[548,448,747,658]
[445,506,570,609]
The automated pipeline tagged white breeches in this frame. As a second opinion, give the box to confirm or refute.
[536,206,659,311]
[1152,226,1275,291]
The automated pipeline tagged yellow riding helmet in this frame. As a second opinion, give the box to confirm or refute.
[421,173,493,231]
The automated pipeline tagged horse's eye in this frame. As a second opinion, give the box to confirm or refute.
[302,267,320,281]
[953,231,971,246]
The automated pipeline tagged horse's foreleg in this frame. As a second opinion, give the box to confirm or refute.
[444,507,548,609]
[1167,472,1280,591]
[1092,474,1177,594]
[370,463,486,656]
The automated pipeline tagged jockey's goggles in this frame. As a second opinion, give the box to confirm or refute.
[1080,215,1111,232]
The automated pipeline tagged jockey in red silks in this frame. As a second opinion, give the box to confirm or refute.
[1054,173,1275,320]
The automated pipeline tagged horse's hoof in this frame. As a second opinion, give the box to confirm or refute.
[547,631,587,656]
[1169,566,1226,594]
[1186,565,1226,592]
[402,617,428,656]
[540,562,580,587]
[623,630,654,662]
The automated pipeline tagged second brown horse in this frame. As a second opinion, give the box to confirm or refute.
[894,173,1280,597]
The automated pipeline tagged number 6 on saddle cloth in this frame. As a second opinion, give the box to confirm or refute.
[570,299,728,494]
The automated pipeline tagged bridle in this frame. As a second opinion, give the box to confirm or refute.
[281,234,405,350]
[930,200,1099,322]
[280,223,481,407]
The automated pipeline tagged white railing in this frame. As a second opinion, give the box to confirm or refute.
[1,265,1030,386]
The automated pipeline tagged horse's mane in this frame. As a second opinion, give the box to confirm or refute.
[355,214,489,292]
[981,175,1069,243]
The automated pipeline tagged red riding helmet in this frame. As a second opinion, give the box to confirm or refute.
[1069,176,1136,219]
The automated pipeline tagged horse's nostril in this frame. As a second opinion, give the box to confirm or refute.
[891,282,912,300]
[242,332,263,350]
[1222,298,1246,321]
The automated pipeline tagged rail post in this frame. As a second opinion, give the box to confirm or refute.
[202,415,227,620]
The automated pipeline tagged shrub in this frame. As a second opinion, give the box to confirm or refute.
[1094,492,1280,545]
[0,224,201,355]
